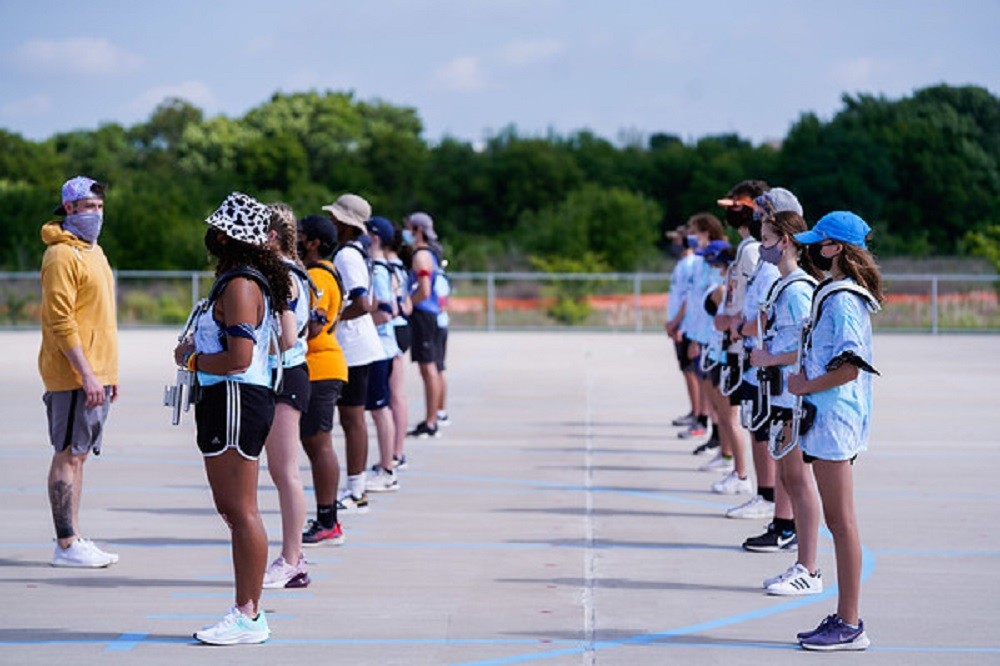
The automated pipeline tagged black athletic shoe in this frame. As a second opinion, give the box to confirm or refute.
[407,421,439,439]
[743,523,798,553]
[692,438,720,455]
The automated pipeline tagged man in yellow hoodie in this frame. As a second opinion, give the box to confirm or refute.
[39,176,120,568]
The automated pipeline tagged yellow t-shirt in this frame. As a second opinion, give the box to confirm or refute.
[306,261,348,382]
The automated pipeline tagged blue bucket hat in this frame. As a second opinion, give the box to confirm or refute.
[794,211,871,248]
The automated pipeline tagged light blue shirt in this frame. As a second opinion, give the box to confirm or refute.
[800,279,876,461]
[194,281,274,388]
[763,269,814,409]
[372,261,400,359]
[281,263,310,369]
[667,253,696,321]
[683,258,723,345]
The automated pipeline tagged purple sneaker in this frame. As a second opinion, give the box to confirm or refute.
[799,615,870,651]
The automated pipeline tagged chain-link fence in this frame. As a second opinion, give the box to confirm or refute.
[2,270,997,333]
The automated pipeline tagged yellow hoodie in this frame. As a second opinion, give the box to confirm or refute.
[38,222,119,391]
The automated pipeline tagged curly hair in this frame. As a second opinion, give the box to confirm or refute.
[764,211,825,281]
[838,244,885,304]
[267,202,302,267]
[213,233,291,313]
[726,179,770,200]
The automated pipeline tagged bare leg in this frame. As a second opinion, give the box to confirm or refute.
[205,449,267,616]
[369,407,395,470]
[418,362,441,427]
[339,405,368,476]
[264,402,306,565]
[389,355,408,459]
[301,430,339,507]
[778,442,820,573]
[813,459,863,625]
[682,369,700,415]
[48,448,87,548]
[752,438,776,490]
[438,370,448,414]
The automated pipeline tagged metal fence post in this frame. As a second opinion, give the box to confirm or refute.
[486,272,496,332]
[191,272,199,311]
[633,273,642,333]
[931,276,939,335]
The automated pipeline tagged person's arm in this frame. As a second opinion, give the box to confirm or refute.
[411,250,433,306]
[788,363,859,396]
[277,277,299,351]
[174,278,261,375]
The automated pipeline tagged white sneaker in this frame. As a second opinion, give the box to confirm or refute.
[436,411,451,427]
[51,539,116,568]
[366,465,400,493]
[262,555,310,589]
[194,607,270,645]
[711,470,753,495]
[725,495,775,519]
[699,453,734,472]
[764,562,822,595]
[79,538,119,564]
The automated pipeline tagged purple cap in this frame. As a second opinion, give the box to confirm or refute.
[54,176,105,216]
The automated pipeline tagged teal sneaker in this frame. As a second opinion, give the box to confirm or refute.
[194,606,270,645]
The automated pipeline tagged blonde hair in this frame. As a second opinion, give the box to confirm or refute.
[267,202,299,264]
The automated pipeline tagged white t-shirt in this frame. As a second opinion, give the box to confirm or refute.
[724,236,760,316]
[333,241,385,368]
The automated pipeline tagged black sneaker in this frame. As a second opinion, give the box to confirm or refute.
[743,523,798,553]
[691,438,720,455]
[407,421,439,439]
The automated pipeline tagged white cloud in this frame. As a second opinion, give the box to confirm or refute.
[10,37,142,76]
[498,39,565,66]
[127,81,217,116]
[831,57,877,90]
[433,56,486,91]
[0,94,52,118]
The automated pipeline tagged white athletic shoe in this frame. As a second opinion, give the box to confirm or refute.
[194,607,270,645]
[764,562,823,595]
[711,470,753,495]
[366,465,400,493]
[51,539,116,568]
[699,453,734,472]
[725,495,775,519]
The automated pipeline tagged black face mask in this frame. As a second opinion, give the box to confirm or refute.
[296,241,308,260]
[204,228,225,258]
[725,206,754,229]
[667,241,683,258]
[808,244,834,271]
[748,218,763,241]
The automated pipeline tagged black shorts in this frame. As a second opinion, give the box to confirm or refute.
[300,379,345,437]
[365,358,392,410]
[195,381,274,460]
[338,363,370,408]
[673,337,689,369]
[276,363,310,412]
[394,324,412,354]
[709,363,722,388]
[409,309,443,366]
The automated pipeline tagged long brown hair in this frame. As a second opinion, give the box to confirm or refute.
[838,244,885,304]
[765,211,824,281]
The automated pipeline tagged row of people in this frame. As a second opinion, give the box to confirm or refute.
[664,182,882,651]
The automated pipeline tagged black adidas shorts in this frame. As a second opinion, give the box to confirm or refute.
[195,381,275,460]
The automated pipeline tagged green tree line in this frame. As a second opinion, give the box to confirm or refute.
[1,84,998,272]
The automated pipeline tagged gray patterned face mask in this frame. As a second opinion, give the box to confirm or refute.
[63,212,103,243]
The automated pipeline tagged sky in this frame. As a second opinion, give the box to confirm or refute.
[1,0,998,147]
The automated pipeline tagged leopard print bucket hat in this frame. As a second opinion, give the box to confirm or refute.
[205,192,271,246]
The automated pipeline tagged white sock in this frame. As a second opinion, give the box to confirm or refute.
[348,473,365,497]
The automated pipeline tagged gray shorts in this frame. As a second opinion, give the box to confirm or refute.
[43,387,113,456]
